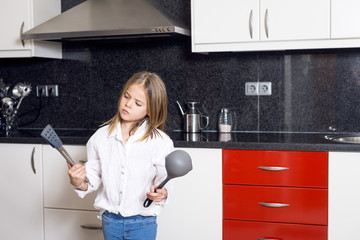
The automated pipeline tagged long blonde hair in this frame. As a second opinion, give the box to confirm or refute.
[104,71,168,141]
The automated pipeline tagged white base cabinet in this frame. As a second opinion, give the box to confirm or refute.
[0,144,223,240]
[157,148,223,240]
[0,144,43,240]
[43,145,97,210]
[42,145,103,240]
[329,152,360,240]
[44,209,103,240]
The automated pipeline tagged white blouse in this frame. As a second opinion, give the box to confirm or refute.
[74,121,174,217]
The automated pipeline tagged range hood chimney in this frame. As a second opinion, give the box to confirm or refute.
[21,0,190,41]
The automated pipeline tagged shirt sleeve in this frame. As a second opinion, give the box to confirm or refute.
[153,138,175,206]
[73,134,102,198]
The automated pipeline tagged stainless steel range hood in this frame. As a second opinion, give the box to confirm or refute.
[21,0,190,41]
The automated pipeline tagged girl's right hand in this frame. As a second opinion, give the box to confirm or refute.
[67,163,87,190]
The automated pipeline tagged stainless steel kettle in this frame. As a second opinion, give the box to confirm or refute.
[176,101,209,133]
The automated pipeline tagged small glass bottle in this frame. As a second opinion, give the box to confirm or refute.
[218,108,233,133]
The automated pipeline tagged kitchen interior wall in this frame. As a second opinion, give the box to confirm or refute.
[1,0,360,134]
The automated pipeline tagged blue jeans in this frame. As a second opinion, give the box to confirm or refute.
[102,211,157,240]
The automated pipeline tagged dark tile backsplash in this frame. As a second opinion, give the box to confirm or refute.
[1,0,360,134]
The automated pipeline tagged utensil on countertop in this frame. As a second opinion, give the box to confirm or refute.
[176,101,209,133]
[1,97,15,116]
[143,150,193,208]
[41,124,93,187]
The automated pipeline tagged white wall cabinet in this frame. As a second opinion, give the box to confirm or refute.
[42,145,103,240]
[192,0,352,52]
[0,0,61,58]
[260,0,329,41]
[331,0,360,39]
[0,144,43,240]
[328,152,360,240]
[157,148,223,240]
[193,0,260,44]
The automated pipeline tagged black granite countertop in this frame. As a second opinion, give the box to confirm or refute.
[1,128,360,152]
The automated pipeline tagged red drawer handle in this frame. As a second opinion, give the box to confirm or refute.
[258,202,290,208]
[258,166,289,171]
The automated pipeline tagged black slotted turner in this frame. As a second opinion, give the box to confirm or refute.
[41,124,93,187]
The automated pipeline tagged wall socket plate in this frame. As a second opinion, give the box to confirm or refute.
[245,82,259,95]
[259,82,272,95]
[36,84,59,97]
[245,82,272,96]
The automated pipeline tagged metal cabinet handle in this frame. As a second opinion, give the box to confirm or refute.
[249,9,253,39]
[264,9,269,38]
[31,147,36,174]
[258,166,289,171]
[20,21,25,47]
[258,202,290,208]
[80,224,103,230]
[258,238,281,240]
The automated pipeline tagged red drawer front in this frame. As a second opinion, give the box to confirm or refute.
[223,185,328,225]
[223,150,328,188]
[223,220,327,240]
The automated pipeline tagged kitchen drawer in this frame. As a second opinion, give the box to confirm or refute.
[223,150,328,188]
[223,185,328,225]
[223,220,327,240]
[44,208,103,240]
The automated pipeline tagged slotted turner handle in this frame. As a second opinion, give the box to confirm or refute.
[41,124,92,187]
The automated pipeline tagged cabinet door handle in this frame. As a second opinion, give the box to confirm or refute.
[20,21,25,47]
[31,147,36,174]
[258,202,290,208]
[258,238,281,240]
[80,224,103,230]
[258,166,289,171]
[264,9,269,38]
[249,9,253,39]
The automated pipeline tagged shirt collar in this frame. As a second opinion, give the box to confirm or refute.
[111,120,148,142]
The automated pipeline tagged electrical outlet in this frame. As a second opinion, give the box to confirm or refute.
[259,82,272,95]
[36,85,48,97]
[36,84,59,97]
[245,82,272,96]
[245,82,259,96]
[47,85,59,97]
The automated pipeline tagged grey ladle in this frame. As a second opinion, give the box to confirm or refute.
[143,150,193,208]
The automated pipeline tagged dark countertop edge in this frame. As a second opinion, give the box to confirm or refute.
[174,141,360,152]
[2,136,360,152]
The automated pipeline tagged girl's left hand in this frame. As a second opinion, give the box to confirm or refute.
[146,186,168,202]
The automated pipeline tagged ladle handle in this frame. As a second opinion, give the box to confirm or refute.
[143,178,169,208]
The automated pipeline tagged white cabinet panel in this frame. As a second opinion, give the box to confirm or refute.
[331,0,360,39]
[43,145,97,211]
[260,0,330,41]
[193,0,259,44]
[328,152,360,240]
[0,0,61,58]
[0,144,43,240]
[192,0,331,52]
[44,208,103,240]
[0,0,30,51]
[157,148,222,240]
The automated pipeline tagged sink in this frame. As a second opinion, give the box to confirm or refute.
[324,134,360,144]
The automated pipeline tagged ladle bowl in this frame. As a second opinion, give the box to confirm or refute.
[143,150,192,208]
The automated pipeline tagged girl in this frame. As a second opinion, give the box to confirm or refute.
[67,71,174,240]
